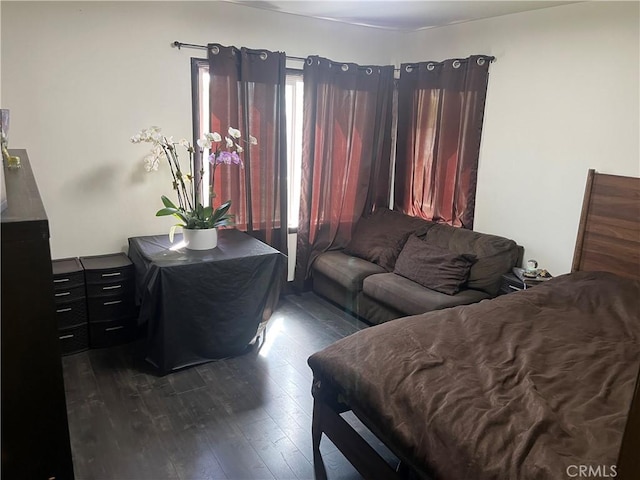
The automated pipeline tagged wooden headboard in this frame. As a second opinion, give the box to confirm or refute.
[574,171,640,478]
[572,169,640,281]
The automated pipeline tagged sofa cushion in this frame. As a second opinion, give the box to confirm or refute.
[363,273,490,316]
[394,235,476,295]
[345,208,433,271]
[423,224,519,296]
[313,251,386,291]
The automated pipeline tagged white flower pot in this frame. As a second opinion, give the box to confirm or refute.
[183,227,218,250]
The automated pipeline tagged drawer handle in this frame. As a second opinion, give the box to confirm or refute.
[101,272,121,278]
[56,307,72,313]
[55,292,71,297]
[54,278,70,283]
[508,285,522,291]
[103,300,122,306]
[105,326,124,332]
[102,285,122,291]
[59,334,74,340]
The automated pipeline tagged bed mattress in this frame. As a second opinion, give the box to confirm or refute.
[308,271,640,479]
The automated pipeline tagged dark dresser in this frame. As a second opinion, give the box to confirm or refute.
[53,257,89,354]
[1,149,75,479]
[80,253,138,347]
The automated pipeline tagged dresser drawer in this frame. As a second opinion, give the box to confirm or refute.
[84,267,134,285]
[53,271,85,290]
[55,298,88,329]
[59,324,89,355]
[53,284,86,303]
[52,257,85,290]
[81,253,134,285]
[89,318,138,348]
[87,295,136,322]
[85,278,134,298]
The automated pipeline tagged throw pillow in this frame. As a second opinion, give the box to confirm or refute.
[394,235,477,295]
[344,209,432,271]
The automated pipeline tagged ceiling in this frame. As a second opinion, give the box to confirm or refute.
[225,1,578,31]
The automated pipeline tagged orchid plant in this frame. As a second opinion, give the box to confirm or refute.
[131,125,256,240]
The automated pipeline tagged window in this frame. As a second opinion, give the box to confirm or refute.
[191,59,304,231]
[191,59,211,206]
[285,70,303,230]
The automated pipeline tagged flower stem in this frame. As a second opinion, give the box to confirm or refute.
[165,138,192,212]
[161,145,186,210]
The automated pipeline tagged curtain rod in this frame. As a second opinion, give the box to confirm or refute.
[172,41,307,62]
[172,41,495,70]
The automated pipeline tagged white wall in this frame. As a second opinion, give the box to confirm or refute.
[400,1,639,274]
[0,1,397,258]
[2,1,639,276]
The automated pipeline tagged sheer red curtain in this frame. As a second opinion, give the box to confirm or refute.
[395,55,492,229]
[207,44,288,253]
[295,56,394,287]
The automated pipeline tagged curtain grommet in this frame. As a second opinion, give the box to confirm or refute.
[341,64,349,72]
[477,57,485,66]
[405,65,413,73]
[306,57,313,66]
[426,63,435,71]
[365,67,373,75]
[452,60,461,68]
[260,51,268,60]
[210,45,220,55]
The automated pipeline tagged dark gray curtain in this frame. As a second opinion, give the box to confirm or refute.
[207,44,288,253]
[295,56,394,288]
[395,55,491,229]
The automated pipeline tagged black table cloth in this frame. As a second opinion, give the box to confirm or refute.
[128,229,285,374]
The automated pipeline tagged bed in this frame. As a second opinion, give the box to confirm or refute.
[308,169,640,480]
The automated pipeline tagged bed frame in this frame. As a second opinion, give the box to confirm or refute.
[572,169,640,280]
[311,169,640,480]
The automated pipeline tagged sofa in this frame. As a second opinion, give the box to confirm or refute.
[311,208,521,325]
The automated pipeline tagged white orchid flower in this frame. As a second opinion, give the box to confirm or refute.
[130,134,142,144]
[228,127,242,139]
[152,145,164,156]
[225,136,234,148]
[249,135,258,145]
[144,155,160,172]
[236,145,244,153]
[178,138,190,148]
[196,138,207,149]
[211,132,222,142]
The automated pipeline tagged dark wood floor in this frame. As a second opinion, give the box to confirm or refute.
[62,292,398,480]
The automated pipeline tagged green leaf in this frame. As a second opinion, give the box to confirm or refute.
[213,217,233,228]
[211,201,232,222]
[156,207,178,217]
[161,195,178,209]
[169,224,180,243]
[157,207,188,226]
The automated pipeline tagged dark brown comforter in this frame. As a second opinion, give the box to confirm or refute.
[308,272,640,479]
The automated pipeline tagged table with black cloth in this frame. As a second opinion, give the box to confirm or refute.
[128,229,285,375]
